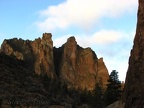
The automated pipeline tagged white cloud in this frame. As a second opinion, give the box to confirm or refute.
[37,0,137,31]
[91,30,123,44]
[79,30,125,47]
[53,30,123,47]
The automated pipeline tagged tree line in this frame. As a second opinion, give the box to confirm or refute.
[39,70,123,108]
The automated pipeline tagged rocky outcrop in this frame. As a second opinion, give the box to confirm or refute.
[97,58,109,88]
[31,33,55,78]
[59,37,109,90]
[1,34,109,90]
[1,33,56,78]
[122,0,144,107]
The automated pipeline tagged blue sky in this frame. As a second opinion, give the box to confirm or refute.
[0,0,138,81]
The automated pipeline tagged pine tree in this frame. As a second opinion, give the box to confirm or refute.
[91,83,104,108]
[104,70,122,106]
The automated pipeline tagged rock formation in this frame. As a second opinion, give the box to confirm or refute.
[122,0,144,107]
[1,34,109,90]
[97,57,109,88]
[1,33,56,78]
[54,36,109,90]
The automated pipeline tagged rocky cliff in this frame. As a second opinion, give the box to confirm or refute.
[122,0,144,107]
[1,33,56,78]
[1,33,109,90]
[58,37,109,90]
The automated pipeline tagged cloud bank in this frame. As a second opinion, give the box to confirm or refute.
[37,0,137,31]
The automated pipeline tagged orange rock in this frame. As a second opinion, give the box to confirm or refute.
[1,33,56,79]
[59,37,109,90]
[1,34,109,90]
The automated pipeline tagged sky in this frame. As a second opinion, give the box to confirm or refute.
[0,0,138,81]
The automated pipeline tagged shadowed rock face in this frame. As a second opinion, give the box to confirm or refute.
[123,0,144,107]
[0,53,50,108]
[1,34,109,90]
[1,33,56,79]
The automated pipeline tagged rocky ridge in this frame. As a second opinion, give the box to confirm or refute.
[1,33,109,90]
[1,33,56,78]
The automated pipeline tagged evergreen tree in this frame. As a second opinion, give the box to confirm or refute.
[90,83,104,108]
[104,70,122,106]
[79,88,89,104]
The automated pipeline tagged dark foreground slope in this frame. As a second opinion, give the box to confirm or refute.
[0,53,50,107]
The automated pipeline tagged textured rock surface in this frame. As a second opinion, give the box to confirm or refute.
[31,33,55,78]
[1,33,56,78]
[1,34,109,90]
[59,37,109,90]
[122,0,144,107]
[97,58,109,88]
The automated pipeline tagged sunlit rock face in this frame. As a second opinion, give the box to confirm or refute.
[59,36,109,90]
[31,33,55,78]
[97,57,109,88]
[1,34,109,90]
[1,33,56,79]
[123,0,144,107]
